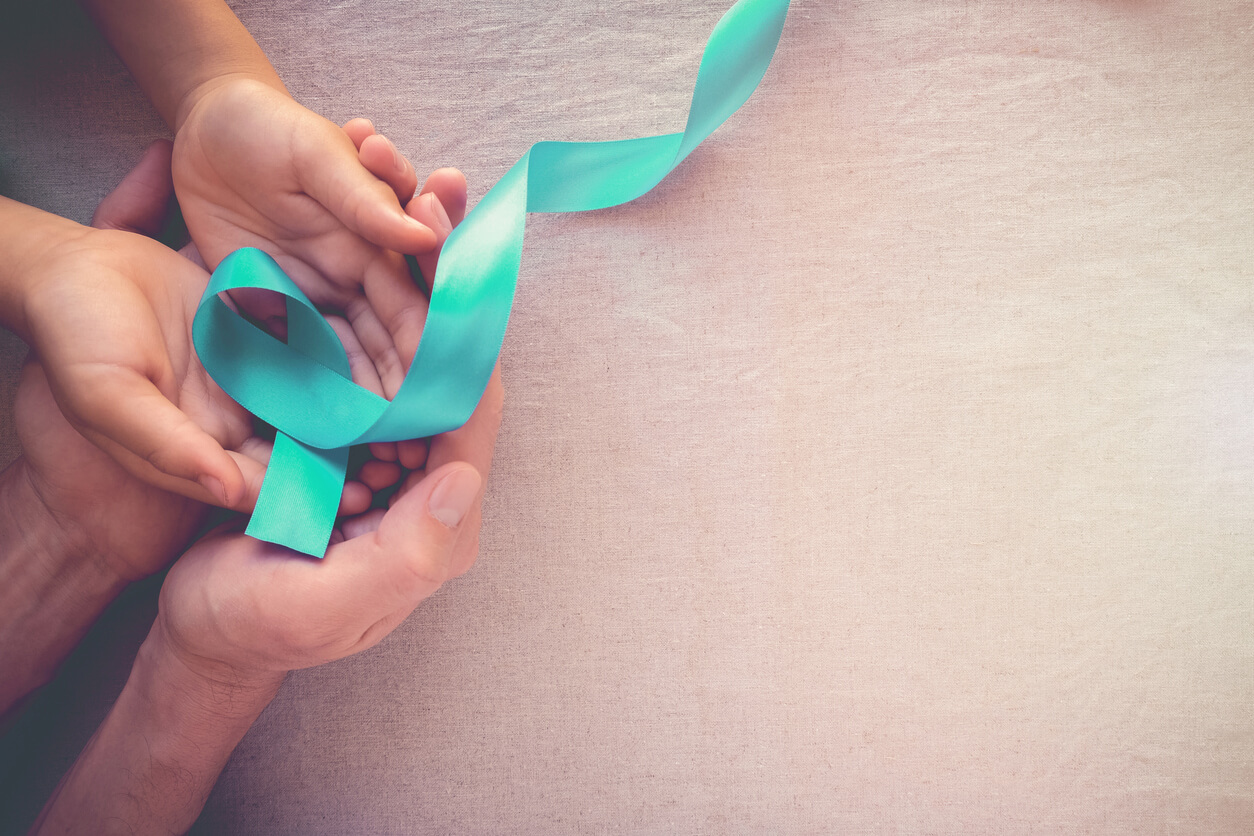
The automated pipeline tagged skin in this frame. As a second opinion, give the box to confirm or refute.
[0,131,465,716]
[0,144,360,716]
[75,0,468,482]
[30,369,501,833]
[22,144,504,836]
[0,3,500,828]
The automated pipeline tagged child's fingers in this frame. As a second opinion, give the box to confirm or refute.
[343,119,419,205]
[338,509,386,542]
[370,441,398,462]
[342,118,376,150]
[325,314,386,398]
[359,459,402,492]
[65,366,249,508]
[419,168,468,228]
[91,139,175,236]
[409,169,468,291]
[355,253,433,396]
[342,291,410,398]
[225,449,267,512]
[406,192,453,292]
[358,134,419,206]
[294,123,436,255]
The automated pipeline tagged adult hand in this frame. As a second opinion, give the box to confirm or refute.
[24,362,499,832]
[157,362,502,681]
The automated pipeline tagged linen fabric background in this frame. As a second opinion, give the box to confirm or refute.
[2,0,1253,832]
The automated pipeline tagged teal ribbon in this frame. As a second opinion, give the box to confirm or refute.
[193,0,791,556]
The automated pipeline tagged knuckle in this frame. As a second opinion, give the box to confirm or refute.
[384,300,428,348]
[143,423,195,476]
[395,544,452,594]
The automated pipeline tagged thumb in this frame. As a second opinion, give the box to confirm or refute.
[296,123,437,255]
[91,139,175,236]
[335,462,482,611]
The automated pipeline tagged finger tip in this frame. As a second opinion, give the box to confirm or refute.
[404,217,439,251]
[229,454,267,512]
[398,439,429,470]
[370,442,398,462]
[359,460,403,491]
[340,481,373,516]
[406,192,452,241]
[143,138,174,164]
[197,469,239,508]
[430,166,468,192]
[427,168,468,205]
[343,117,376,149]
[218,459,252,509]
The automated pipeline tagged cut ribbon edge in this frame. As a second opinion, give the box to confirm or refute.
[192,0,792,556]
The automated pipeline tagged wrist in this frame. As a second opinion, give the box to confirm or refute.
[173,70,289,135]
[29,618,284,834]
[145,615,287,713]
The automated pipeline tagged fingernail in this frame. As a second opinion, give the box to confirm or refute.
[406,215,433,235]
[386,137,406,172]
[199,474,227,505]
[427,466,481,529]
[426,192,452,234]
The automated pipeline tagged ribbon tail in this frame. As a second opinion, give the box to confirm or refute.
[245,433,349,557]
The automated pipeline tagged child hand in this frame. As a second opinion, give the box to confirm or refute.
[9,142,386,578]
[19,222,262,509]
[172,78,467,407]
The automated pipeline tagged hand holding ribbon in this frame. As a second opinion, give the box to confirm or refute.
[193,0,793,556]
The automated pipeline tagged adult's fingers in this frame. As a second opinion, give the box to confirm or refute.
[419,168,468,228]
[330,460,482,615]
[91,139,175,236]
[424,362,504,577]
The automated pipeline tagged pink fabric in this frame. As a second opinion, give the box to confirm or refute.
[2,0,1253,831]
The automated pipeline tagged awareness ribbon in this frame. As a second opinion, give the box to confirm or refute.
[193,0,792,556]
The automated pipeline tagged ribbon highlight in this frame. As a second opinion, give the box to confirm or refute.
[193,0,792,555]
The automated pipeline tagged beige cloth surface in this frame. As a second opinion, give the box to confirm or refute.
[2,0,1253,832]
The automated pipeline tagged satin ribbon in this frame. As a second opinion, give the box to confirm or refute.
[193,0,792,556]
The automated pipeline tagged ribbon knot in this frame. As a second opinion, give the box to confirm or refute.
[193,0,791,556]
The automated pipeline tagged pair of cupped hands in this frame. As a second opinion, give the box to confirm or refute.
[15,79,501,690]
